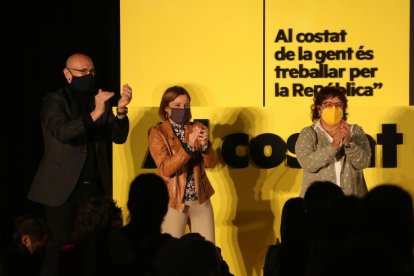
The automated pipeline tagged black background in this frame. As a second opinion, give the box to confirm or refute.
[1,0,120,240]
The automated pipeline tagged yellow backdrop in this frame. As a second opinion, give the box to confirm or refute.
[115,1,412,275]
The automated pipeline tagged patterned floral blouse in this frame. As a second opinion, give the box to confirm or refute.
[171,122,198,201]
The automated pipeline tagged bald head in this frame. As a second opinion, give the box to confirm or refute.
[63,53,95,83]
[66,53,93,69]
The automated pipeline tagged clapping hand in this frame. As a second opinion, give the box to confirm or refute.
[117,84,132,111]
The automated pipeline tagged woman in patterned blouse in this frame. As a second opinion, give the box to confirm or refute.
[148,86,218,243]
[295,86,371,198]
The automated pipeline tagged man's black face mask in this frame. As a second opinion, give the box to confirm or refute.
[70,74,95,96]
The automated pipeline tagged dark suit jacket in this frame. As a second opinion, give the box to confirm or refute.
[28,86,129,207]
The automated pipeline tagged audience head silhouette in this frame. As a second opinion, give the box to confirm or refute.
[127,173,169,228]
[13,214,49,254]
[70,196,122,244]
[153,232,230,276]
[280,197,306,243]
[358,184,414,265]
[304,181,344,232]
[0,214,49,276]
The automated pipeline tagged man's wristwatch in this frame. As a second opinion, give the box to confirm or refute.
[117,107,128,116]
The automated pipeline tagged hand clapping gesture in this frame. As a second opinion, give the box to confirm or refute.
[330,120,351,150]
[117,84,132,111]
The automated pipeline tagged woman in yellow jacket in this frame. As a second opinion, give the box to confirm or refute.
[148,85,217,243]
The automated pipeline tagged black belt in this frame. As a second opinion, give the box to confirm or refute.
[79,180,94,185]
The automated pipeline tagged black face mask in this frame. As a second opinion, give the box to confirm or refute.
[70,74,95,96]
[170,108,191,125]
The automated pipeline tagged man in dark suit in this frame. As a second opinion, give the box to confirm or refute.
[28,53,132,276]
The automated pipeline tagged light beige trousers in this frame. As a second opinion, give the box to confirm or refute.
[161,198,215,243]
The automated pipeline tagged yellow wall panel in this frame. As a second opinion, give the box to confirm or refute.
[118,1,411,275]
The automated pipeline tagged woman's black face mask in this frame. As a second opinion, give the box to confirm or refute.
[170,108,191,125]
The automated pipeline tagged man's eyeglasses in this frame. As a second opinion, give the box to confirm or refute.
[322,101,344,108]
[66,67,95,76]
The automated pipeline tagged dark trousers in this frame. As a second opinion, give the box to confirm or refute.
[41,180,103,276]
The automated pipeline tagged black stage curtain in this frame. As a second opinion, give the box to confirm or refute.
[1,0,120,243]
